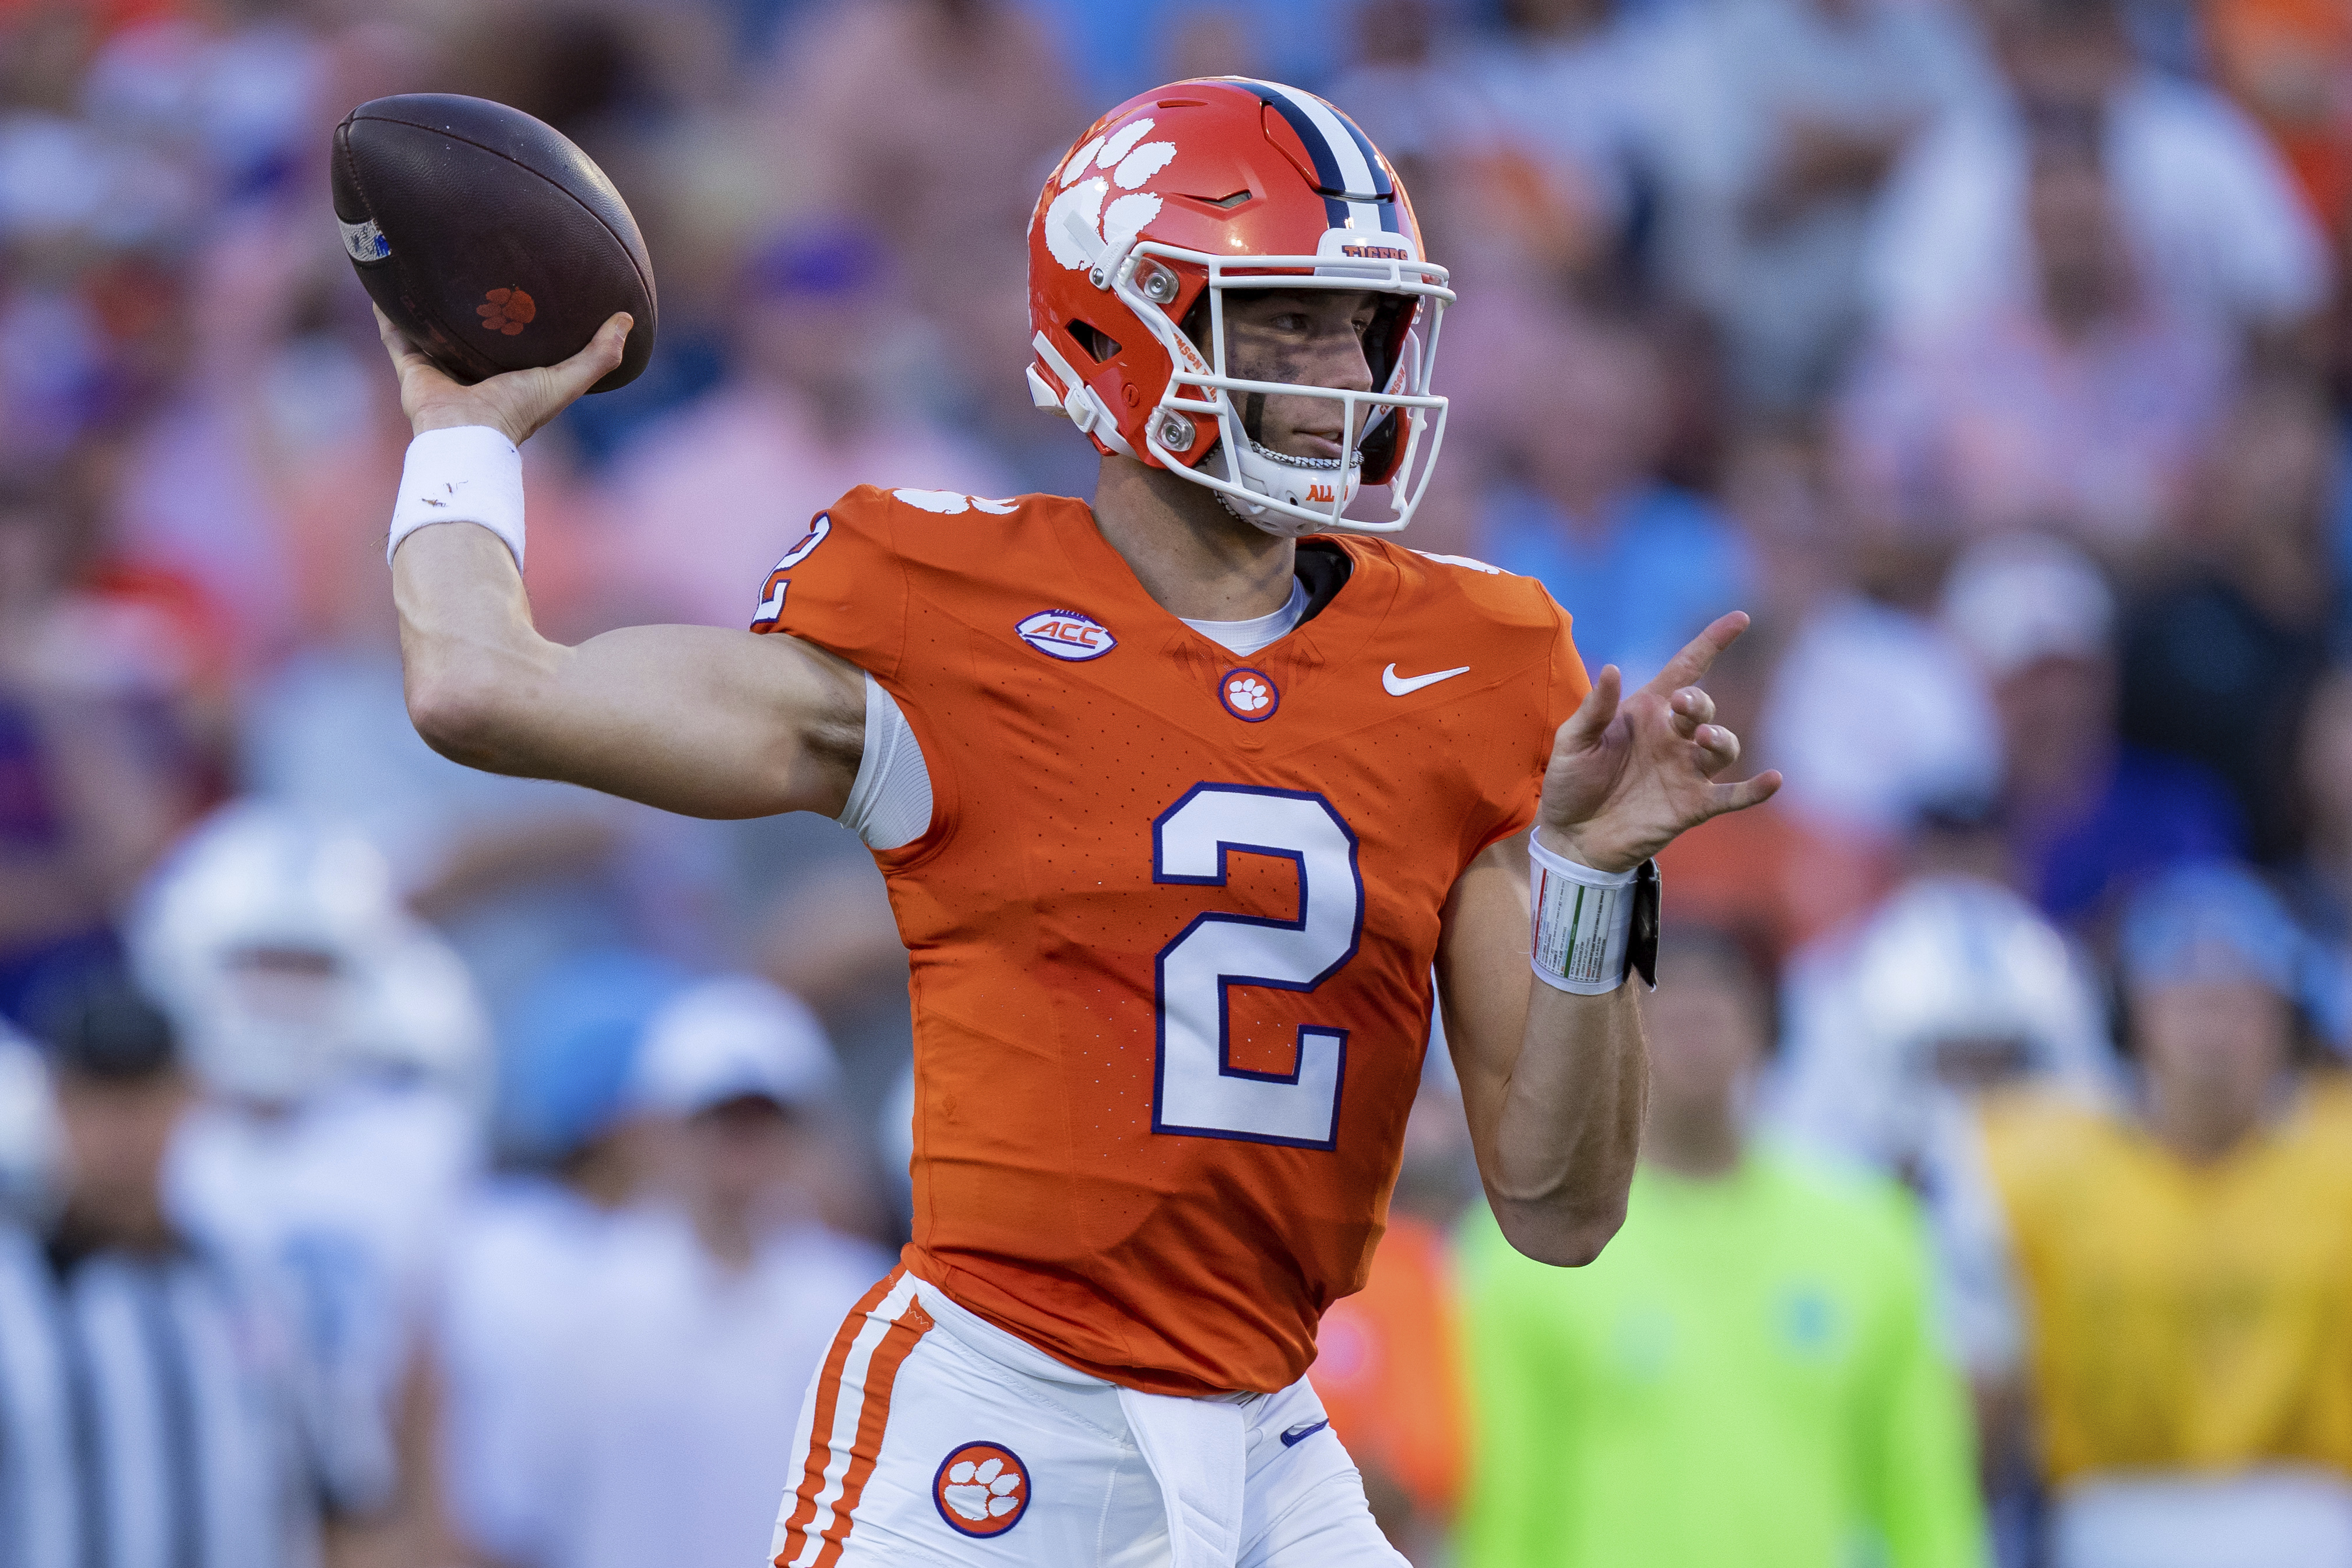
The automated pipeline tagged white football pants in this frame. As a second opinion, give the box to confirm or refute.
[768,1268,1405,1567]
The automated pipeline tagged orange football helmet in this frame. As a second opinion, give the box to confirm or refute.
[1026,78,1453,537]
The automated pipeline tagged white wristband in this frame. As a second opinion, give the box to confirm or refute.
[387,426,526,572]
[1529,829,1639,995]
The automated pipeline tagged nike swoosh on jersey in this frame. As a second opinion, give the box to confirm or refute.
[1280,1419,1330,1448]
[1382,663,1470,696]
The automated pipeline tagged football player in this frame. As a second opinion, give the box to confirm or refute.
[374,78,1777,1567]
[133,804,488,1537]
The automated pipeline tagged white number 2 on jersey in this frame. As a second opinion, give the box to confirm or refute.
[1152,784,1362,1150]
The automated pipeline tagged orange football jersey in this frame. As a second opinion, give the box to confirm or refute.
[754,485,1586,1396]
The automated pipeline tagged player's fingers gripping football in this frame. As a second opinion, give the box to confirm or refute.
[375,305,632,446]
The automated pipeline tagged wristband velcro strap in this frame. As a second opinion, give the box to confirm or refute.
[387,426,526,572]
[1529,830,1661,995]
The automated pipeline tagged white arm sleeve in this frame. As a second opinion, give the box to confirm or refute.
[836,674,934,852]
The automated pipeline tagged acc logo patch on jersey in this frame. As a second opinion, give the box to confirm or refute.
[932,1442,1029,1538]
[1016,608,1117,661]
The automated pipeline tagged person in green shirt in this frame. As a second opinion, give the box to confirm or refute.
[1459,925,1987,1568]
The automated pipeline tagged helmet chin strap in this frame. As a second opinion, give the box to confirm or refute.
[1209,434,1363,538]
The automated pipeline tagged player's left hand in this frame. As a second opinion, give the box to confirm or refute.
[1535,612,1782,873]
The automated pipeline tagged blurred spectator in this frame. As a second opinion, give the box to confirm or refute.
[526,976,892,1568]
[1941,535,2242,929]
[1456,0,1644,253]
[432,948,686,1568]
[1654,611,1894,963]
[1620,0,1987,408]
[132,805,488,1557]
[2286,665,2352,975]
[1980,862,2352,1568]
[1868,0,2330,357]
[1461,926,1986,1567]
[595,224,1013,631]
[1327,0,1487,168]
[2118,378,2340,864]
[107,207,399,676]
[1839,133,2233,553]
[2204,0,2352,245]
[1332,0,1640,288]
[0,1016,54,1222]
[0,477,214,1021]
[760,0,1080,441]
[1772,856,2119,1378]
[1756,586,2001,842]
[2,965,389,1568]
[1474,310,1756,690]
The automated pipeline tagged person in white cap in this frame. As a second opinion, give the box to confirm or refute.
[523,977,893,1568]
[1941,534,2242,931]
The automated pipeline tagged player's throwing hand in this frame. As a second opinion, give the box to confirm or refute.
[374,304,632,447]
[1536,611,1783,873]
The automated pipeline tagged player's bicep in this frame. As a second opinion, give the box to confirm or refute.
[1435,834,1535,1151]
[499,623,864,820]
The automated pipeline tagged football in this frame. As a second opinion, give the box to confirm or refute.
[331,93,656,393]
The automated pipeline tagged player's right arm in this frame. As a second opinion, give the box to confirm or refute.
[380,310,865,819]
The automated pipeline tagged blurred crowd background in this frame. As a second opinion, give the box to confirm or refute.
[2,0,2351,1565]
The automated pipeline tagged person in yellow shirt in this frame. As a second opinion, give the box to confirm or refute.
[1462,926,1987,1568]
[1983,861,2352,1568]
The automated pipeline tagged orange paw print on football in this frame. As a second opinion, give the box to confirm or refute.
[477,288,535,335]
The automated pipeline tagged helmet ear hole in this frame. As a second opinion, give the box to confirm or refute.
[1358,406,1402,482]
[1179,296,1212,355]
[1069,320,1123,362]
[1364,295,1413,390]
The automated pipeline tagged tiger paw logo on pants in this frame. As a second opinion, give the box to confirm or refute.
[932,1442,1029,1537]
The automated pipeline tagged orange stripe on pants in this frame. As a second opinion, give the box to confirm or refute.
[811,1297,935,1567]
[774,1270,901,1565]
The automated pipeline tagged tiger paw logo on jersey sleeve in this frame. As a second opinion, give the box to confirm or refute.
[892,489,1019,516]
[1219,667,1279,721]
[932,1442,1029,1538]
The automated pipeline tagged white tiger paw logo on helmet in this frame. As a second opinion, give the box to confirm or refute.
[1044,117,1178,272]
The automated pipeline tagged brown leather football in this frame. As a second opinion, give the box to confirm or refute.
[332,94,656,393]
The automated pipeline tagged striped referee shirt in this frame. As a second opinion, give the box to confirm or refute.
[0,1222,341,1568]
